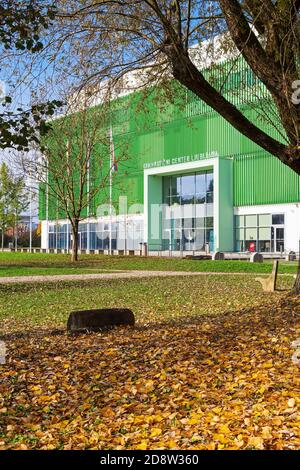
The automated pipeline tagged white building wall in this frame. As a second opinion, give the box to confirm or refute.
[234,203,300,252]
[40,203,300,253]
[41,220,49,250]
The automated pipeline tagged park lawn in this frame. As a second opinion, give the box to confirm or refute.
[0,252,298,277]
[0,274,300,450]
[0,274,294,333]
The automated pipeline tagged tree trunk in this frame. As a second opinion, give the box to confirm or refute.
[1,229,4,252]
[71,219,79,263]
[293,240,300,294]
[294,272,300,294]
[15,224,18,250]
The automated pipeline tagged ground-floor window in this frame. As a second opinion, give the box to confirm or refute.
[48,219,143,251]
[162,171,214,252]
[49,224,70,249]
[235,213,285,253]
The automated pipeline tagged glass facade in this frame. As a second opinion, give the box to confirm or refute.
[162,170,214,252]
[48,219,143,251]
[235,213,285,252]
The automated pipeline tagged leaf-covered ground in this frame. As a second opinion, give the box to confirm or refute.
[0,276,300,450]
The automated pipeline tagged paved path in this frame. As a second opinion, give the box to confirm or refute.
[0,270,296,284]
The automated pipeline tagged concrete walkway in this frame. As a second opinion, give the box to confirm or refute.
[0,270,295,284]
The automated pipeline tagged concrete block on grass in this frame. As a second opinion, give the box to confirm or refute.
[67,308,135,334]
[250,252,264,263]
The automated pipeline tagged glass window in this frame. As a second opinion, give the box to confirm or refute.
[245,227,257,240]
[195,193,206,204]
[162,170,214,252]
[206,192,214,204]
[195,217,205,228]
[181,174,195,197]
[236,228,244,241]
[206,229,214,249]
[183,218,193,228]
[181,194,194,205]
[245,240,256,251]
[245,215,257,227]
[236,240,245,252]
[195,173,206,195]
[259,227,271,240]
[272,214,284,225]
[235,215,245,228]
[205,217,214,228]
[163,176,171,200]
[170,176,181,198]
[195,229,205,250]
[258,240,271,253]
[258,214,271,226]
[206,173,214,193]
[170,195,181,206]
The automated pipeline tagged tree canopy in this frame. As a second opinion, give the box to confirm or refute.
[31,1,300,173]
[0,1,61,151]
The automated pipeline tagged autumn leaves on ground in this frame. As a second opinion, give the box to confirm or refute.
[0,260,300,450]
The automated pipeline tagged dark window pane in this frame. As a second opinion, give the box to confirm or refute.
[195,194,205,204]
[205,217,213,228]
[206,229,214,249]
[181,194,194,205]
[163,176,171,201]
[206,192,214,204]
[276,228,284,239]
[245,240,256,252]
[272,214,284,225]
[258,240,271,252]
[171,176,181,197]
[206,172,214,192]
[170,195,181,205]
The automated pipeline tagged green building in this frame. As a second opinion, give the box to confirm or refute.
[40,58,300,255]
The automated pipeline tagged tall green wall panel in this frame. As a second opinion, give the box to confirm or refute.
[233,153,300,206]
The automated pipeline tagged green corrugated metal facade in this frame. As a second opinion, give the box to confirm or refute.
[39,58,300,221]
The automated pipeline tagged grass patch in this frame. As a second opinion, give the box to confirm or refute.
[0,252,297,277]
[0,274,293,334]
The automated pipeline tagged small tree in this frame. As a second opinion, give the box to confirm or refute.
[11,176,30,250]
[0,163,14,250]
[22,98,126,262]
[0,163,29,250]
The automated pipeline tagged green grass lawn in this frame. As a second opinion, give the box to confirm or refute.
[0,274,293,334]
[0,252,297,277]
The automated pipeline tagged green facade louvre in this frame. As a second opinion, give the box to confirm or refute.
[233,153,300,207]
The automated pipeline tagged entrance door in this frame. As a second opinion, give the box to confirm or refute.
[271,226,285,253]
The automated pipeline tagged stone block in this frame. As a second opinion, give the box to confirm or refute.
[250,252,264,263]
[212,252,225,261]
[286,251,296,262]
[67,308,135,333]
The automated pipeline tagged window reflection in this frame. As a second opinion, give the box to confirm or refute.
[162,170,214,252]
